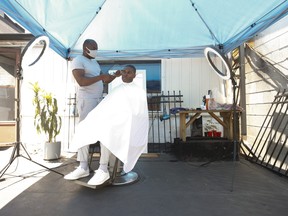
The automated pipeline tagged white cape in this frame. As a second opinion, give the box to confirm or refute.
[71,82,149,173]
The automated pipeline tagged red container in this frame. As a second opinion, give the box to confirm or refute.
[207,131,213,137]
[215,131,222,137]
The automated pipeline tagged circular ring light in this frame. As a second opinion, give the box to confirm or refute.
[20,35,49,69]
[204,46,231,80]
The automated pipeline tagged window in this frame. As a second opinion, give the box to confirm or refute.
[0,48,19,121]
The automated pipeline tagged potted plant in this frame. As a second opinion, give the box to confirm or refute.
[31,82,62,160]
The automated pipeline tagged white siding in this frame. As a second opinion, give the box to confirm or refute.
[162,58,225,109]
[20,48,74,152]
[19,52,228,151]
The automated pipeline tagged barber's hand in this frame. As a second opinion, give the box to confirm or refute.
[113,70,122,77]
[101,74,117,83]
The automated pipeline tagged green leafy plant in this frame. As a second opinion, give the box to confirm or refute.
[31,82,62,143]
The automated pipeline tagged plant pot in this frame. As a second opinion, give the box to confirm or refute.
[44,141,61,160]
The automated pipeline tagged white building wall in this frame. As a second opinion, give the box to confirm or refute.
[246,15,288,145]
[245,15,288,168]
[20,48,75,153]
[253,16,288,76]
[19,47,227,152]
[156,58,227,144]
[162,57,225,109]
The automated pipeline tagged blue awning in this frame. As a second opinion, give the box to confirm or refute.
[1,0,288,59]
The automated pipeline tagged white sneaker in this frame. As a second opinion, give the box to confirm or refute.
[87,169,110,186]
[64,167,89,180]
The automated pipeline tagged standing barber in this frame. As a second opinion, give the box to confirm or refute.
[65,39,119,180]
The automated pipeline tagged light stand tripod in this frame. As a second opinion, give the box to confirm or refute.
[204,46,239,191]
[0,36,63,181]
[230,73,239,191]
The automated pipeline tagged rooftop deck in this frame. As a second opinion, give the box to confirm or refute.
[0,146,288,216]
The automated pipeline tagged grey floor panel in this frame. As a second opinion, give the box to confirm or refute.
[1,154,288,216]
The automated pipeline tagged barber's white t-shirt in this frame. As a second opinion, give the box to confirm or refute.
[71,55,103,99]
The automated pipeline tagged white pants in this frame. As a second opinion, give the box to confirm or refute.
[76,97,103,162]
[76,141,111,167]
[99,142,111,166]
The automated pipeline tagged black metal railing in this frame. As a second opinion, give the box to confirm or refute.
[244,89,288,177]
[147,90,183,153]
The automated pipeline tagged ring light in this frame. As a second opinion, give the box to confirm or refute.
[20,35,49,69]
[204,46,231,80]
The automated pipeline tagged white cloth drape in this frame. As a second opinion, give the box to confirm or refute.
[71,82,149,172]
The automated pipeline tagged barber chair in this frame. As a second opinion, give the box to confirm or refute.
[74,142,139,189]
[108,154,139,186]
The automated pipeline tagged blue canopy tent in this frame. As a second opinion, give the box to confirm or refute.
[1,0,288,59]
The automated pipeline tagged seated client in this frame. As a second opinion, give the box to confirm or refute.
[64,65,149,186]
